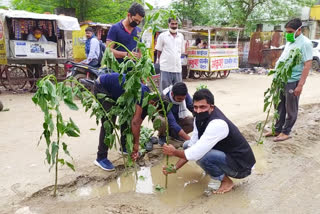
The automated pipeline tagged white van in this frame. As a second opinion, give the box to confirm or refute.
[311,40,320,71]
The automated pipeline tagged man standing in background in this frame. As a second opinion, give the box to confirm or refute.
[155,17,185,91]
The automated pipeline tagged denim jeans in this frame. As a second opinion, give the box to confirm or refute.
[183,141,238,181]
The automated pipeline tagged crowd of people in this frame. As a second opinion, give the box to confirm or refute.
[86,3,312,195]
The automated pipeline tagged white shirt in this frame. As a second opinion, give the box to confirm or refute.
[185,119,229,161]
[155,31,185,73]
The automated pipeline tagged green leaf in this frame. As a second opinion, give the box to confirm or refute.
[153,118,161,130]
[58,159,65,165]
[62,142,71,157]
[64,99,79,110]
[145,2,153,10]
[51,141,59,165]
[139,175,145,181]
[96,93,106,99]
[66,161,75,171]
[147,104,157,116]
[155,184,165,193]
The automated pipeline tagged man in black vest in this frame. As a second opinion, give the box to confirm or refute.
[162,89,256,194]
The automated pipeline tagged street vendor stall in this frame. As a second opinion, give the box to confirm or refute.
[185,26,243,79]
[0,9,80,92]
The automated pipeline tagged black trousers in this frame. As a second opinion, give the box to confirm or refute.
[275,81,300,135]
[94,81,127,161]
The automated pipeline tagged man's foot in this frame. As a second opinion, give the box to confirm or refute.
[94,158,115,171]
[170,136,184,143]
[264,131,280,137]
[203,179,221,196]
[273,133,291,142]
[145,140,153,152]
[158,136,167,146]
[213,176,234,194]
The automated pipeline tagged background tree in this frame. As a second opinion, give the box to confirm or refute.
[11,0,142,23]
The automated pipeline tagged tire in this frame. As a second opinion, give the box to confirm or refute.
[204,72,214,78]
[193,71,202,79]
[4,66,31,92]
[218,70,230,79]
[0,100,3,111]
[312,59,320,71]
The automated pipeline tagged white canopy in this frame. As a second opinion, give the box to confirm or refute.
[0,9,80,31]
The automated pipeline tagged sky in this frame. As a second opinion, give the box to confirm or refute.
[145,0,173,8]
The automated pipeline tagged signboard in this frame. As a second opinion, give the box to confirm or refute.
[188,57,209,71]
[211,56,238,71]
[210,48,238,56]
[187,49,209,57]
[10,40,57,58]
[0,20,7,65]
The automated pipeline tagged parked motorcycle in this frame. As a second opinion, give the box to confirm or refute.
[65,61,111,82]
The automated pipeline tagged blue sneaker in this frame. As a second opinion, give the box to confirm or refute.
[94,158,115,171]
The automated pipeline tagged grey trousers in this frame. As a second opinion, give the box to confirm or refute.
[160,70,182,92]
[275,81,300,135]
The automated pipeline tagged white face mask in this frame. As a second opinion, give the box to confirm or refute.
[169,27,178,34]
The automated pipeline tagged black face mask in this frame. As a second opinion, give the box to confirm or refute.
[170,26,177,30]
[194,111,210,122]
[129,17,138,27]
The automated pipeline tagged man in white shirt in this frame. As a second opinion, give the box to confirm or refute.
[162,89,256,195]
[155,17,185,92]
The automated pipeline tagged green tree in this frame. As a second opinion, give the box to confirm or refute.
[11,0,142,23]
[209,0,317,28]
[170,0,210,26]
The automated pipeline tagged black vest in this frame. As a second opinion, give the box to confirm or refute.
[196,107,256,172]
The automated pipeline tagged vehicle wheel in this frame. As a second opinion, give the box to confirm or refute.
[204,72,214,78]
[218,70,230,79]
[4,66,31,92]
[312,59,320,71]
[193,71,202,79]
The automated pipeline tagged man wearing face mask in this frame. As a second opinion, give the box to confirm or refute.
[157,82,194,145]
[81,27,101,67]
[155,18,185,92]
[264,18,313,142]
[27,27,48,42]
[27,27,48,90]
[162,89,256,195]
[106,3,145,64]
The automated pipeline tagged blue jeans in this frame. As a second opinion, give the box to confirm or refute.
[183,142,238,181]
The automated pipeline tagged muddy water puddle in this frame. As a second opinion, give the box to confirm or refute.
[61,146,267,206]
[62,158,210,206]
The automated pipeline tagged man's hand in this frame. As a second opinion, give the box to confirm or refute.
[163,144,176,156]
[128,52,141,60]
[294,85,303,96]
[131,151,139,161]
[162,165,176,175]
[131,144,140,161]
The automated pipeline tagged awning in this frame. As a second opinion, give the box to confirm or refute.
[0,9,80,31]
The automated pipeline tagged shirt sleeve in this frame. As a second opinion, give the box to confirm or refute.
[181,34,185,53]
[302,41,313,62]
[107,25,117,42]
[186,94,194,113]
[184,119,229,161]
[185,119,198,149]
[167,110,182,133]
[155,33,164,51]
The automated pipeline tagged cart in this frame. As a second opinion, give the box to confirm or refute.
[0,9,80,92]
[185,26,243,79]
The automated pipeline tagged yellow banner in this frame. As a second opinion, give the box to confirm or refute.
[0,20,7,65]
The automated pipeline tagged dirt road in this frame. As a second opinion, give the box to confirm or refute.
[1,73,320,214]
